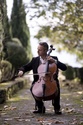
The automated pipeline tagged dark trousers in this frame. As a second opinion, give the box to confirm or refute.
[31,80,60,110]
[52,80,60,110]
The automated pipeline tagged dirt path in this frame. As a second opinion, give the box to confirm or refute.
[0,80,83,125]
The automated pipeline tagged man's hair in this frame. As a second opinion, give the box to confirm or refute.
[39,42,49,51]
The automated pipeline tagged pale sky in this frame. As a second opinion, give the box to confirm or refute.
[6,0,82,67]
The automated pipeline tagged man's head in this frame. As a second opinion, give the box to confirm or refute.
[39,42,49,51]
[37,42,49,57]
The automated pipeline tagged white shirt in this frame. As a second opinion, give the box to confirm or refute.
[40,56,47,64]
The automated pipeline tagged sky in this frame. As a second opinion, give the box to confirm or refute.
[6,0,82,68]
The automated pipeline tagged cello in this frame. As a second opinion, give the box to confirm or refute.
[32,45,58,101]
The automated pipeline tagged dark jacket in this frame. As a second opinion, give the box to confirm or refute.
[19,56,67,84]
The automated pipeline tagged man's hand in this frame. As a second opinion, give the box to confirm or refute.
[18,71,23,77]
[47,56,57,64]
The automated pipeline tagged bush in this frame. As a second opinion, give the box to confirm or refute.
[11,38,22,46]
[6,41,29,70]
[63,65,83,84]
[63,66,74,80]
[0,60,14,82]
[78,67,83,83]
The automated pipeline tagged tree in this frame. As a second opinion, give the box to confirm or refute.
[11,0,32,60]
[0,0,32,82]
[0,0,11,60]
[25,0,83,65]
[49,0,83,63]
[0,0,4,61]
[6,40,29,69]
[0,0,13,82]
[1,0,11,41]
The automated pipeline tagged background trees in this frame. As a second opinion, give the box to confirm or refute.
[0,0,32,82]
[11,0,32,60]
[27,0,83,65]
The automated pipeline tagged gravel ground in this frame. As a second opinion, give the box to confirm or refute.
[0,80,83,125]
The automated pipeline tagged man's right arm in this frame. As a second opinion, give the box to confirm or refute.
[18,70,24,77]
[17,57,35,77]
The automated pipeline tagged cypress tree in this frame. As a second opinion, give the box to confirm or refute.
[2,0,11,42]
[0,0,10,59]
[0,0,4,61]
[11,0,32,60]
[0,0,11,59]
[0,0,12,82]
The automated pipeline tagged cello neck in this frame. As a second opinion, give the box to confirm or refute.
[45,45,55,73]
[45,61,49,73]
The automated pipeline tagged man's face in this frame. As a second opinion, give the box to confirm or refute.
[37,45,47,56]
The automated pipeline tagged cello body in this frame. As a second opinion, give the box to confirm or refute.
[32,62,58,101]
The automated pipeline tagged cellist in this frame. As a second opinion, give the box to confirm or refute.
[18,42,67,114]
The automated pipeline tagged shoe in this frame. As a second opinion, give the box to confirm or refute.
[55,109,62,115]
[33,107,45,114]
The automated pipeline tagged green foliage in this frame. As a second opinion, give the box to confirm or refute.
[6,41,29,69]
[35,26,51,39]
[11,38,22,46]
[63,66,74,80]
[11,0,32,60]
[0,0,32,81]
[0,0,12,61]
[1,0,11,41]
[0,0,13,82]
[0,60,13,82]
[30,0,83,64]
[78,68,83,83]
[0,8,4,60]
[63,65,83,84]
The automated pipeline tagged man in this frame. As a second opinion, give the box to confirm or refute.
[18,42,67,114]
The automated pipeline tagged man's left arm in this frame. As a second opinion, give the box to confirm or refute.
[57,61,67,71]
[52,56,67,71]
